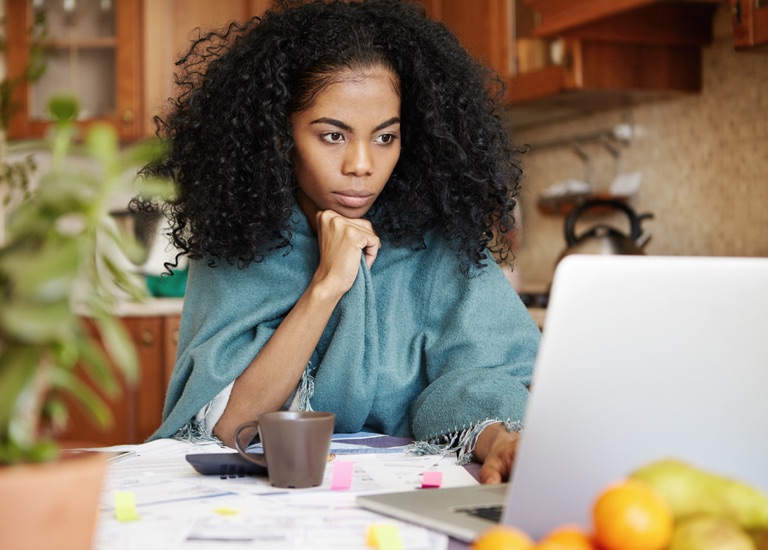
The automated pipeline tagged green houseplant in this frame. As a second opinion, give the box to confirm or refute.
[0,96,171,549]
[0,6,48,246]
[0,95,170,462]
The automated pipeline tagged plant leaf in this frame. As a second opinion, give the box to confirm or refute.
[135,177,177,202]
[0,301,75,344]
[0,345,41,429]
[120,137,167,167]
[99,253,147,302]
[0,237,81,302]
[49,368,112,430]
[77,336,120,399]
[4,200,57,239]
[92,315,139,385]
[47,94,79,122]
[42,396,69,434]
[85,123,119,178]
[99,211,148,266]
[37,169,100,211]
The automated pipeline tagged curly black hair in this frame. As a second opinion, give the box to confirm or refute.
[142,0,523,270]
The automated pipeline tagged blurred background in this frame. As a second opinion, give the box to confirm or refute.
[2,1,766,285]
[0,0,766,442]
[511,6,767,288]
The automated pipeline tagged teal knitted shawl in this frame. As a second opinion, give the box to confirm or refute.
[151,210,540,443]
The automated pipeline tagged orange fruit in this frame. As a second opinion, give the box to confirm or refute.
[473,526,535,550]
[536,524,596,549]
[592,479,673,550]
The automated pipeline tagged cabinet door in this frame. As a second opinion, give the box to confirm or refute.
[142,0,274,136]
[131,316,167,443]
[416,0,514,78]
[55,317,144,447]
[162,314,181,390]
[56,315,169,447]
[524,0,658,36]
[5,0,143,141]
[732,0,768,49]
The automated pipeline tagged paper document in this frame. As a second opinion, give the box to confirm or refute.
[92,437,476,549]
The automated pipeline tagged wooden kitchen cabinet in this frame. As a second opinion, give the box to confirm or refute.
[5,0,143,141]
[527,1,718,127]
[731,0,768,49]
[5,0,274,140]
[417,0,719,128]
[416,0,514,78]
[57,313,181,447]
[524,0,721,38]
[511,0,720,127]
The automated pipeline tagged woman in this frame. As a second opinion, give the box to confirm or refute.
[146,0,540,484]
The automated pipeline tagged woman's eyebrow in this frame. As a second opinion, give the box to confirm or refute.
[309,117,401,133]
[373,117,401,132]
[310,117,352,131]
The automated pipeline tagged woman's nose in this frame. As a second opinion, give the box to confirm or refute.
[342,141,373,176]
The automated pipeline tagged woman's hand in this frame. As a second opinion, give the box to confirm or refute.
[214,209,379,447]
[312,209,380,298]
[474,423,522,484]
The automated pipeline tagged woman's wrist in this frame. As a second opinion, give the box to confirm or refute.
[307,272,349,306]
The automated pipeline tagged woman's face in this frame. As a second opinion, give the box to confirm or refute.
[290,66,401,222]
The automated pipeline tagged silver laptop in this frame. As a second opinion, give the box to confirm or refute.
[358,255,768,542]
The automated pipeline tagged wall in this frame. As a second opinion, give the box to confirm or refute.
[508,5,768,287]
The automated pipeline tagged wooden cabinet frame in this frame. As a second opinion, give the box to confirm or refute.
[5,0,144,141]
[731,0,768,49]
[418,1,718,128]
[59,314,181,447]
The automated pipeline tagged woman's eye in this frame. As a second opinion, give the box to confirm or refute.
[322,132,344,143]
[375,133,398,145]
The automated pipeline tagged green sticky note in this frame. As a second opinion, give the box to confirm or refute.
[114,491,140,522]
[366,523,404,550]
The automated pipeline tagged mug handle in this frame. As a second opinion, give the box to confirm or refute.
[233,420,268,467]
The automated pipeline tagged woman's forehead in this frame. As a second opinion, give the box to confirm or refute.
[313,64,400,97]
[295,68,401,126]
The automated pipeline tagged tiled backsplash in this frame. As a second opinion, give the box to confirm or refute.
[507,5,768,287]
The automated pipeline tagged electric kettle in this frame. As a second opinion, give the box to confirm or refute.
[559,199,653,259]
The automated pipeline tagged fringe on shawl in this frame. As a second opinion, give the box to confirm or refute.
[172,361,317,444]
[294,361,316,412]
[405,418,523,465]
[171,417,222,444]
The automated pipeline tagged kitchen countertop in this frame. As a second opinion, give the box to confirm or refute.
[106,293,545,327]
[110,297,184,317]
[109,297,543,330]
[527,307,547,330]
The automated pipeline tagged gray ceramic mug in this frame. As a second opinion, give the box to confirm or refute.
[233,411,335,488]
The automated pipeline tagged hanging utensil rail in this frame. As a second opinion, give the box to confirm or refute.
[524,123,634,153]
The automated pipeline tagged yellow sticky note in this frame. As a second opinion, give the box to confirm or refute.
[213,507,240,516]
[366,523,404,550]
[114,491,140,522]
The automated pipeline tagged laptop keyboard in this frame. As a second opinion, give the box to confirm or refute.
[459,505,503,523]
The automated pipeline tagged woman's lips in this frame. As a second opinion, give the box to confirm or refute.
[334,192,374,209]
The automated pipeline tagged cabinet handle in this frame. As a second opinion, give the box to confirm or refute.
[141,329,155,346]
[172,328,179,345]
[731,0,742,23]
[122,109,135,125]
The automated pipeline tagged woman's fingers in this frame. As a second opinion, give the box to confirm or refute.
[314,210,380,293]
[475,425,521,485]
[342,217,380,269]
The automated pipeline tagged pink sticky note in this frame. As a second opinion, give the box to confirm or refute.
[331,461,354,490]
[421,471,443,488]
